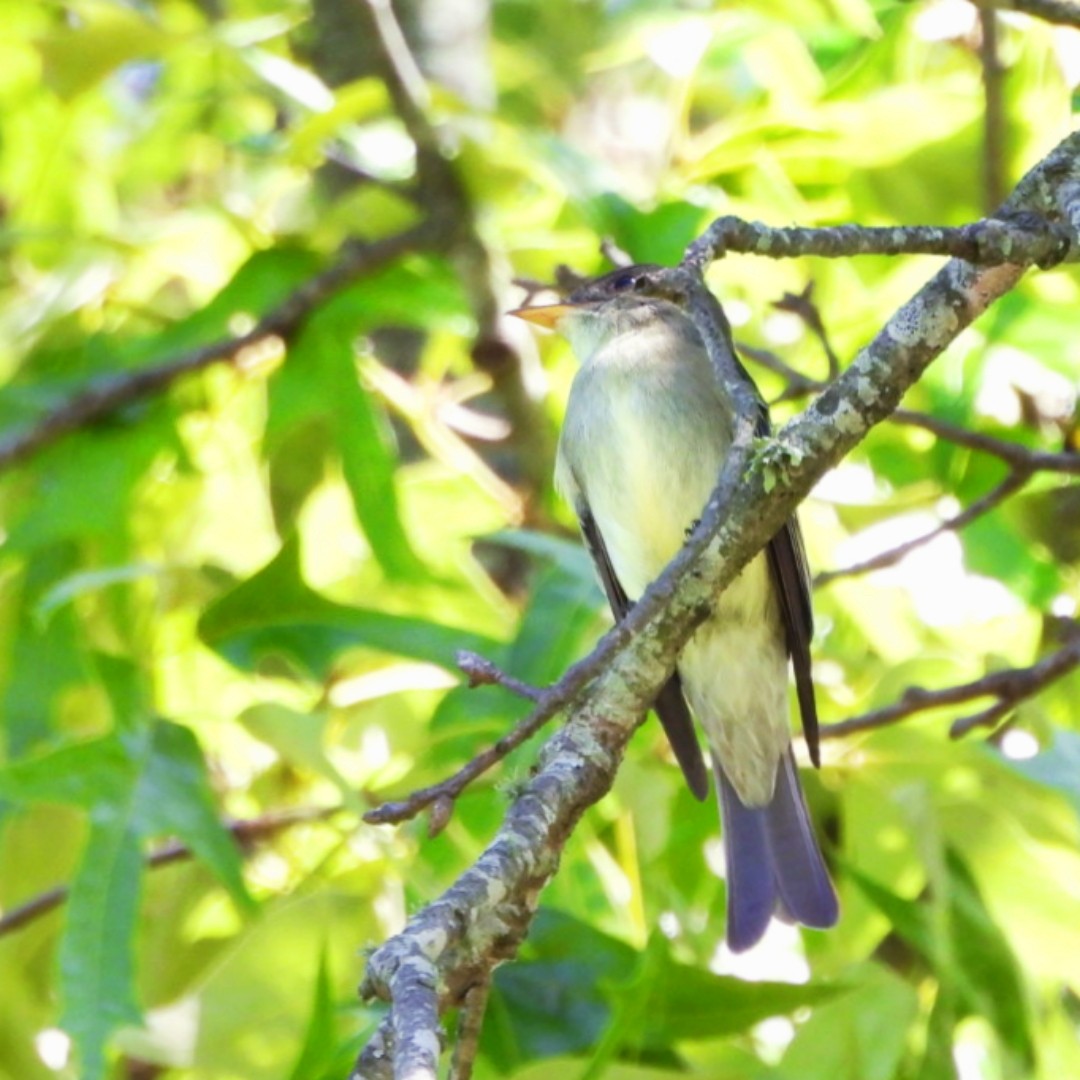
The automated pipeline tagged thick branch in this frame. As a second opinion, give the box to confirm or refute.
[689,214,1073,268]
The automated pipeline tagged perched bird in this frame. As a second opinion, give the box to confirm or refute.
[511,265,838,951]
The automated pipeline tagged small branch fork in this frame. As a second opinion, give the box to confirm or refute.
[353,131,1080,1080]
[820,621,1080,741]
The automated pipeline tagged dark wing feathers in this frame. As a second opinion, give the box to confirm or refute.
[766,520,820,767]
[577,502,710,801]
[752,396,820,767]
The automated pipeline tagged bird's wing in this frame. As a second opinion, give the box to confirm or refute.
[742,382,820,768]
[576,500,711,800]
[766,512,819,766]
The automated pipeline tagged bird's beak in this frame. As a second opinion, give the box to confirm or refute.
[507,303,574,329]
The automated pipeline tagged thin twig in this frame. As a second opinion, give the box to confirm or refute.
[815,469,1031,585]
[0,806,339,939]
[735,351,1080,477]
[0,226,434,475]
[364,654,550,829]
[891,410,1080,474]
[458,651,542,700]
[819,628,1080,740]
[773,284,840,378]
[737,342,821,396]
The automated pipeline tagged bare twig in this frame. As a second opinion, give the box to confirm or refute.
[458,651,542,700]
[890,410,1080,474]
[819,626,1080,740]
[815,469,1031,585]
[0,806,339,939]
[0,226,434,475]
[737,344,1080,477]
[737,341,821,398]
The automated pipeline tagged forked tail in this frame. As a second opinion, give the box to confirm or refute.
[716,749,839,952]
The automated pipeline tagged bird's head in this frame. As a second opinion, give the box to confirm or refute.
[510,264,689,357]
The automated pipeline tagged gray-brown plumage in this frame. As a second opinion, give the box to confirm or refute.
[512,266,838,950]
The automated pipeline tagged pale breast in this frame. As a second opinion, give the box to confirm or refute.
[557,325,732,600]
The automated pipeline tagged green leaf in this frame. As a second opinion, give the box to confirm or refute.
[59,819,143,1080]
[850,851,1034,1070]
[295,313,425,580]
[945,849,1034,1068]
[483,910,842,1073]
[134,722,254,912]
[240,703,364,812]
[507,563,604,684]
[780,963,919,1080]
[0,734,136,810]
[199,534,501,678]
[286,950,338,1080]
[2,547,91,755]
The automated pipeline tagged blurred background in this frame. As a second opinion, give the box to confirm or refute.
[1,0,1079,1077]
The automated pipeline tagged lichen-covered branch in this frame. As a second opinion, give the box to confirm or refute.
[353,127,1080,1080]
[688,213,1073,268]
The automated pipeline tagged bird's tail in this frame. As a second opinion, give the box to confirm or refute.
[716,749,838,952]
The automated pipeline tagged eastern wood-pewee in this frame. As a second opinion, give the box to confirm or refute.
[512,265,839,951]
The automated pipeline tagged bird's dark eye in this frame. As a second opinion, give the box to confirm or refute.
[611,271,638,291]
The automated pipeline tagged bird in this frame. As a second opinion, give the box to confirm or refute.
[511,264,838,951]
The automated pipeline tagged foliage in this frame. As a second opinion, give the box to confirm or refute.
[0,1,1078,1078]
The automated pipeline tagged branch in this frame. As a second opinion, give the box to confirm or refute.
[364,651,550,830]
[352,128,1080,1078]
[819,624,1080,740]
[0,805,338,939]
[0,225,435,475]
[690,214,1074,268]
[890,410,1080,474]
[815,468,1031,585]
